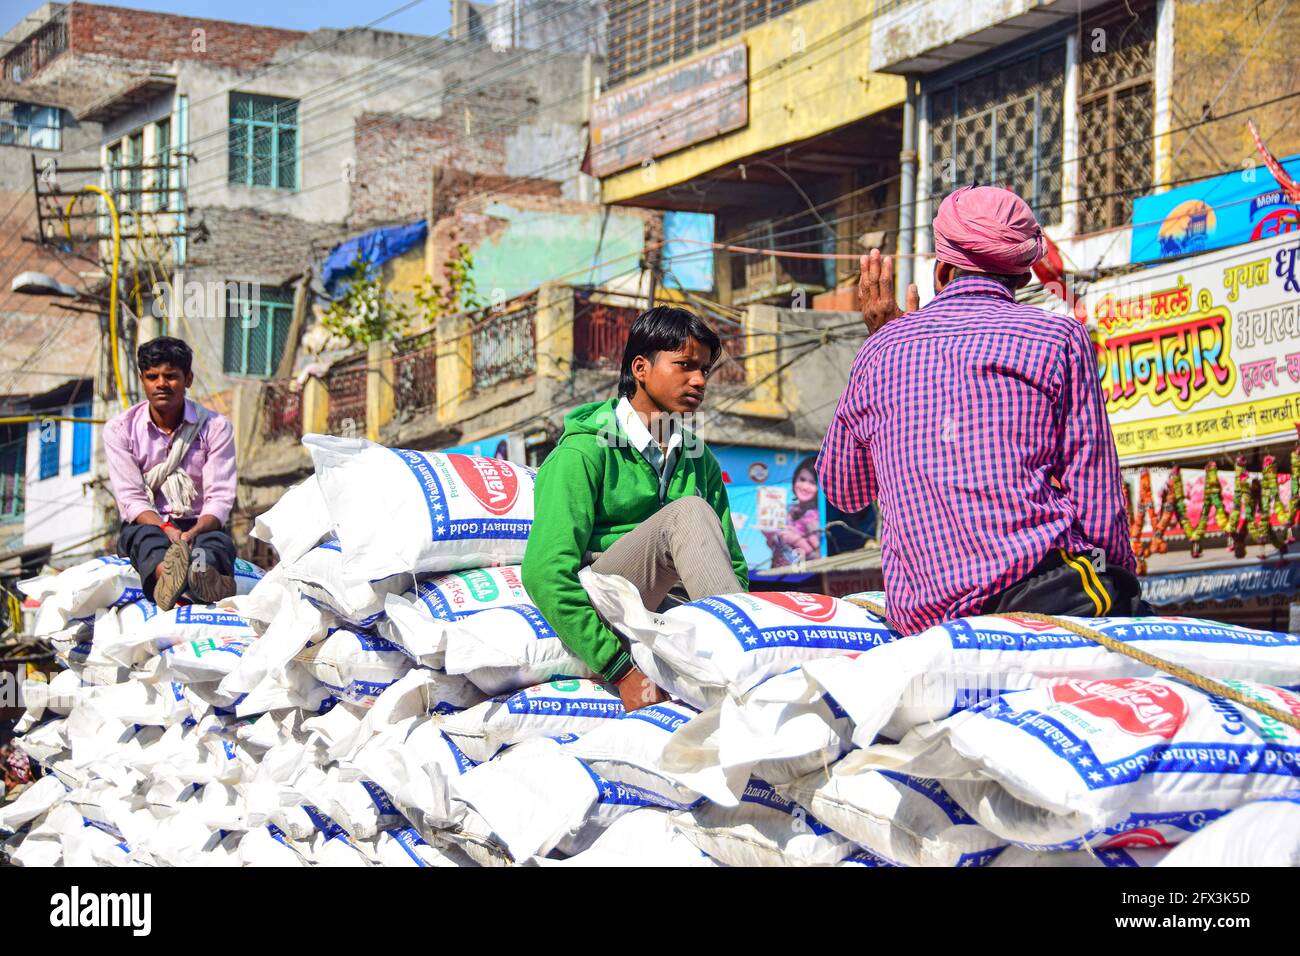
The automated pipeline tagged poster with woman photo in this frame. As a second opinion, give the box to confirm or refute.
[713,447,826,572]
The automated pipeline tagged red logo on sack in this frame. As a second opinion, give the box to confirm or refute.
[447,455,521,516]
[754,592,838,623]
[1098,828,1170,850]
[1048,679,1187,740]
[998,614,1066,633]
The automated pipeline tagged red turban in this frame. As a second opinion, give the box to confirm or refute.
[933,185,1046,274]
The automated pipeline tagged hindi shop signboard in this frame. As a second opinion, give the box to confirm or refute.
[1086,230,1300,465]
[589,43,747,179]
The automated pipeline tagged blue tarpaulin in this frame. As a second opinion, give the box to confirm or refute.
[322,220,427,296]
[1142,558,1300,606]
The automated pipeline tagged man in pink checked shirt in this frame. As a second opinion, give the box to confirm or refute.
[819,186,1148,636]
[103,337,238,611]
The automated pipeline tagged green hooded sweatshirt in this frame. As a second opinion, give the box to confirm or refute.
[521,398,748,682]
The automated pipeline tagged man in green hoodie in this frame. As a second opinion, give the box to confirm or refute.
[522,306,749,711]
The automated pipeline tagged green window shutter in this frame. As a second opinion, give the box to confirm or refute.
[227,120,247,186]
[224,285,294,376]
[154,119,171,210]
[228,92,299,190]
[277,126,297,189]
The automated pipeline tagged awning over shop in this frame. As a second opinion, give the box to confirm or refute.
[1141,554,1300,606]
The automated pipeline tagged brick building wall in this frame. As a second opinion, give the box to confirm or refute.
[0,187,102,400]
[349,80,543,228]
[66,2,305,72]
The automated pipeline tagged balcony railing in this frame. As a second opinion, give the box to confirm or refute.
[573,290,640,370]
[712,322,747,385]
[260,379,303,442]
[572,288,746,384]
[394,330,437,417]
[472,296,536,391]
[325,354,368,436]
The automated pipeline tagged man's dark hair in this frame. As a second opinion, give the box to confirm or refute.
[137,336,193,375]
[618,306,721,399]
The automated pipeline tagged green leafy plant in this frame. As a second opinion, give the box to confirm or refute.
[319,251,415,346]
[318,244,485,348]
[414,243,485,321]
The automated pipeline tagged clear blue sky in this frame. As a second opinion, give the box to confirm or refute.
[0,0,455,37]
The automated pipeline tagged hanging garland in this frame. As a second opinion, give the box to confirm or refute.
[1127,469,1178,575]
[1155,440,1300,559]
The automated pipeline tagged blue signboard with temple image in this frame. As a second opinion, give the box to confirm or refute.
[1129,153,1300,264]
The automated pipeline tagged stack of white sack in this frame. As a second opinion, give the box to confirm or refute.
[8,427,1300,866]
[3,437,702,866]
[578,573,1300,865]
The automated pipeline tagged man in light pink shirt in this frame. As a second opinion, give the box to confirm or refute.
[104,337,238,610]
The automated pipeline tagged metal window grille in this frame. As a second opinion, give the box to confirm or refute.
[224,285,295,377]
[929,45,1067,226]
[1078,3,1156,233]
[472,298,537,391]
[228,93,299,190]
[572,289,746,384]
[394,330,437,418]
[0,438,25,518]
[38,421,60,480]
[3,12,67,83]
[606,0,819,87]
[0,101,61,149]
[125,130,143,213]
[325,355,368,436]
[710,323,747,384]
[154,118,173,211]
[260,380,303,442]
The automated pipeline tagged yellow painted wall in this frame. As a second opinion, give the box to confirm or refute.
[601,0,906,205]
[1171,0,1300,185]
[381,243,428,293]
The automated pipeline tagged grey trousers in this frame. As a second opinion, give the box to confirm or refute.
[587,496,744,612]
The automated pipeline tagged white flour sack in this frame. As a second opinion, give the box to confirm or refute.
[148,634,257,684]
[250,473,333,565]
[412,565,534,618]
[804,613,1300,748]
[442,603,593,695]
[379,567,533,669]
[778,761,1008,867]
[581,569,898,707]
[94,602,256,667]
[232,559,267,594]
[305,435,535,582]
[281,537,411,628]
[566,701,705,808]
[436,678,625,763]
[854,676,1300,848]
[531,807,717,868]
[671,777,854,866]
[658,667,857,806]
[448,737,601,861]
[21,556,144,635]
[1159,790,1300,866]
[294,628,412,706]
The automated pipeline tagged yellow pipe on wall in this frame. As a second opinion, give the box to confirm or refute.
[70,185,128,411]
